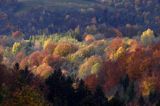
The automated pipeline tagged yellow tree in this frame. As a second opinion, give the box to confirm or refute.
[43,38,57,54]
[78,55,103,79]
[36,63,53,79]
[141,28,155,46]
[53,42,78,57]
[12,42,21,54]
[140,76,156,96]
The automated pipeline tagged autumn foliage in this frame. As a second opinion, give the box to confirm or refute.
[0,28,160,105]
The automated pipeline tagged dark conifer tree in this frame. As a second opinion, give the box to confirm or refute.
[109,91,124,106]
[138,95,145,106]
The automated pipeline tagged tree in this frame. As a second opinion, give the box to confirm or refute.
[43,38,56,54]
[78,55,103,79]
[12,31,23,39]
[109,91,124,106]
[53,42,78,57]
[85,74,98,91]
[28,51,44,67]
[42,54,62,68]
[45,69,73,105]
[12,42,21,54]
[2,86,49,106]
[141,28,155,46]
[36,63,53,79]
[126,49,146,80]
[106,37,124,60]
[120,74,129,92]
[84,34,95,42]
[140,76,156,96]
[74,79,92,106]
[93,86,109,106]
[156,100,160,106]
[149,90,158,104]
[125,81,135,103]
[138,95,145,106]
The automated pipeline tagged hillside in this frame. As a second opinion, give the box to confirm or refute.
[0,0,159,37]
[0,0,160,105]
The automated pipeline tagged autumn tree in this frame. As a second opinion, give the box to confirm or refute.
[141,29,155,46]
[12,42,21,54]
[43,38,57,54]
[53,42,78,57]
[78,55,103,79]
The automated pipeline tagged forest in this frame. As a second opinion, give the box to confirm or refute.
[0,28,160,105]
[0,0,160,106]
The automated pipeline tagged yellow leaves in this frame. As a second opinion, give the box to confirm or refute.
[115,47,125,57]
[126,39,139,53]
[68,40,107,63]
[43,38,53,49]
[141,76,156,96]
[106,37,124,60]
[53,42,78,57]
[78,55,103,79]
[43,38,56,54]
[91,63,101,74]
[109,46,125,61]
[141,28,155,46]
[12,42,21,54]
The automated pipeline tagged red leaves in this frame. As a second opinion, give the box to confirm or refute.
[103,60,125,92]
[85,74,98,91]
[12,31,23,39]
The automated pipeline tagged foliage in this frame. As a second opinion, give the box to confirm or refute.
[78,55,103,79]
[140,76,157,96]
[2,86,48,106]
[0,28,160,105]
[12,42,21,54]
[53,42,78,57]
[43,38,56,54]
[36,63,53,79]
[141,29,155,46]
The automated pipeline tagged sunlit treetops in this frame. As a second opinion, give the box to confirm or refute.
[84,34,95,42]
[78,55,103,79]
[141,28,155,46]
[28,51,45,67]
[12,42,21,54]
[53,42,78,57]
[36,63,53,79]
[42,54,61,68]
[68,40,107,63]
[43,38,57,54]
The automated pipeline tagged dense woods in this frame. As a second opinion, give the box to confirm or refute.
[0,0,160,105]
[0,28,160,105]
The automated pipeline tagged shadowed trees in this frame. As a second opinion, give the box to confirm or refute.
[45,68,110,106]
